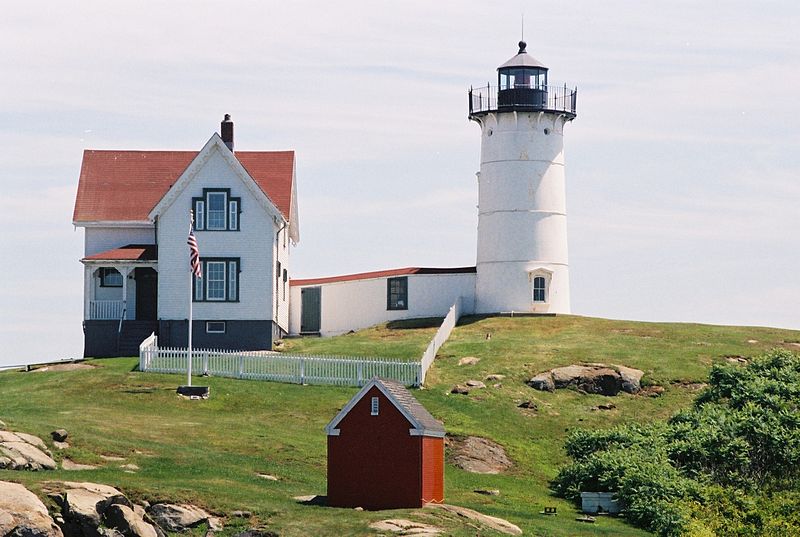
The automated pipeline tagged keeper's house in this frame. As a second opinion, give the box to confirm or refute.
[73,116,298,357]
[325,377,445,509]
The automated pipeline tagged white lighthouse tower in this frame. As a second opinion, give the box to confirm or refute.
[469,41,577,314]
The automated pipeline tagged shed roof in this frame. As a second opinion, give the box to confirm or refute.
[291,266,476,287]
[73,149,295,223]
[325,377,445,438]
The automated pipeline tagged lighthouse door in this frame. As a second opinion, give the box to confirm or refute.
[300,287,321,334]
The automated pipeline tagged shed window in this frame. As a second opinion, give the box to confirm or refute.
[387,277,408,310]
[533,276,547,302]
[371,397,379,416]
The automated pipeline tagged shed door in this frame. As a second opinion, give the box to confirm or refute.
[300,287,321,333]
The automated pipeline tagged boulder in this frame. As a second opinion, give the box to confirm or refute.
[577,367,623,396]
[465,380,486,389]
[526,373,554,392]
[551,365,594,388]
[232,531,278,537]
[458,356,480,366]
[448,436,512,474]
[617,365,643,393]
[530,364,645,396]
[474,489,500,496]
[0,481,63,537]
[52,430,69,442]
[517,401,537,410]
[146,504,211,532]
[14,432,50,452]
[0,441,57,470]
[485,374,505,381]
[450,385,470,395]
[60,482,124,527]
[103,505,158,537]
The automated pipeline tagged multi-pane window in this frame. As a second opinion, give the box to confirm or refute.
[193,189,240,231]
[206,261,226,300]
[193,258,240,302]
[533,276,546,302]
[371,397,379,416]
[99,268,123,287]
[387,276,408,310]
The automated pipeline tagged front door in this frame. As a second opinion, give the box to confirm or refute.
[135,268,158,321]
[300,287,321,333]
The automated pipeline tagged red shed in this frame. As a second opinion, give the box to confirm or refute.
[325,377,445,509]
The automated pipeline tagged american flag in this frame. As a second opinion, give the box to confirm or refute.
[188,213,202,278]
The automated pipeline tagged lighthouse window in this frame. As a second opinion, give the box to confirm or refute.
[533,276,547,302]
[387,277,408,310]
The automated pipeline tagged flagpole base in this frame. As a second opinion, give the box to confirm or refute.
[177,385,210,399]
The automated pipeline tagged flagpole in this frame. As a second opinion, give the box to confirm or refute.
[187,210,194,387]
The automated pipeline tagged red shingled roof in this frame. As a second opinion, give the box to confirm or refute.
[73,149,294,223]
[82,244,157,262]
[290,266,476,287]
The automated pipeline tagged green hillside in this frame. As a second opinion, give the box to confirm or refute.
[2,315,798,536]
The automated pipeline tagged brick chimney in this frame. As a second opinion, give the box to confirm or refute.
[221,114,234,152]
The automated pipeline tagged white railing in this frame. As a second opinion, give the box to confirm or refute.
[139,333,422,386]
[419,297,462,385]
[90,300,124,320]
[138,297,464,388]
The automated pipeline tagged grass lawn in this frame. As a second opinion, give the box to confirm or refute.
[2,315,798,536]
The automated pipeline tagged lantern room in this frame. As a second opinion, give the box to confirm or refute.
[497,41,548,109]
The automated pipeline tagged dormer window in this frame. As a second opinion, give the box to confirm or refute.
[193,189,240,231]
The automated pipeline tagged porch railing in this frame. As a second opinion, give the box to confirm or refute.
[90,300,124,320]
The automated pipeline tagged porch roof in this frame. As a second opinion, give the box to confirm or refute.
[82,244,157,262]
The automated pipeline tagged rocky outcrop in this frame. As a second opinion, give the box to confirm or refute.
[0,431,57,470]
[48,482,162,537]
[368,519,441,536]
[451,380,487,395]
[426,504,521,535]
[0,481,63,537]
[146,504,212,532]
[447,436,512,474]
[458,356,480,366]
[527,364,645,396]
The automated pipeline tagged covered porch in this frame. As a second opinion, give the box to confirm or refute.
[81,245,158,322]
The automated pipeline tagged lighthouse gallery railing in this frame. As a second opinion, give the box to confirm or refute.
[469,84,577,116]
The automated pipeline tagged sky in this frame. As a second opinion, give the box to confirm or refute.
[1,1,798,366]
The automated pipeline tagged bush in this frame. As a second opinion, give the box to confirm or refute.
[552,349,800,536]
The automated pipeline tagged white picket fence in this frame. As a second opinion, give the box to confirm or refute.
[138,298,463,387]
[139,333,422,386]
[419,297,461,384]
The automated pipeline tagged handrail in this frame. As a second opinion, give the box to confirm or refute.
[469,84,577,117]
[118,307,126,334]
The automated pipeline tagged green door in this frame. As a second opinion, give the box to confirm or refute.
[300,287,321,333]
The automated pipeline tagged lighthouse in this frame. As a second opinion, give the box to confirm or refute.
[469,42,577,314]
